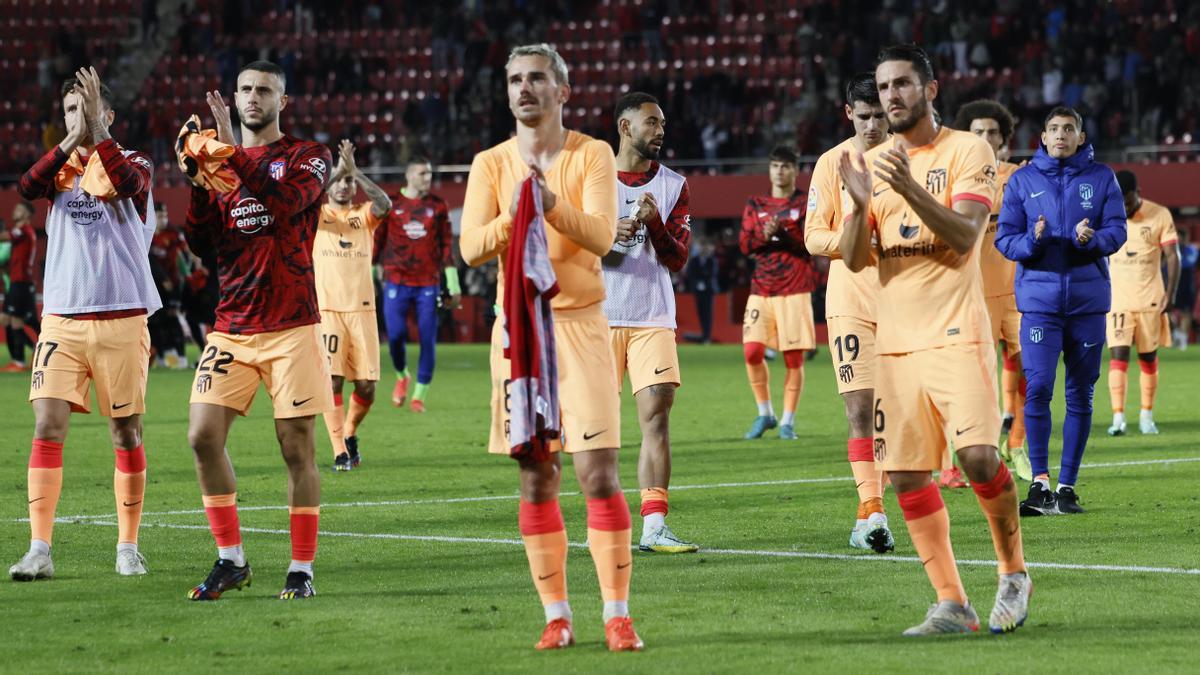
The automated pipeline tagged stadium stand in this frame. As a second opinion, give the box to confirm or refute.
[2,0,1199,184]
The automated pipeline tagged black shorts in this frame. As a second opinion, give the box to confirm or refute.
[3,281,36,322]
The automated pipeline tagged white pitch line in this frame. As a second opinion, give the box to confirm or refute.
[67,519,1200,577]
[46,454,1200,522]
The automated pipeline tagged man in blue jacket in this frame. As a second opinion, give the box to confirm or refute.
[995,106,1127,517]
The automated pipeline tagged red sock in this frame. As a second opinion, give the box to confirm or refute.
[586,493,633,603]
[971,463,1026,575]
[897,482,966,604]
[519,499,569,605]
[346,391,374,437]
[202,493,241,548]
[848,437,882,505]
[639,487,668,517]
[114,445,147,545]
[28,439,64,545]
[289,506,319,563]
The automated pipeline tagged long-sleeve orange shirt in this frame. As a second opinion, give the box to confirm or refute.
[460,130,618,311]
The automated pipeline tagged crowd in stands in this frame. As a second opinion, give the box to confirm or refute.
[2,0,1199,181]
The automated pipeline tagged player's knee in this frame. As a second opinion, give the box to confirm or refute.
[33,417,68,444]
[109,419,142,450]
[744,342,766,365]
[1109,346,1131,361]
[576,467,621,499]
[518,457,562,502]
[956,445,1000,483]
[330,375,345,392]
[842,391,873,436]
[783,349,805,369]
[187,424,221,455]
[354,380,376,402]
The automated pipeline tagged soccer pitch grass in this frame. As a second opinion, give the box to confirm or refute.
[1,343,1196,673]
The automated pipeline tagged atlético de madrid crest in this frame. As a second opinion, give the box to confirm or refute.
[269,160,286,181]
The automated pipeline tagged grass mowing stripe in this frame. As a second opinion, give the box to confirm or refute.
[65,519,1200,577]
[45,454,1199,522]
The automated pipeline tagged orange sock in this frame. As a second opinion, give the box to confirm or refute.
[202,493,241,548]
[782,350,805,416]
[744,342,771,407]
[586,493,632,603]
[897,482,966,604]
[323,393,348,458]
[639,487,668,517]
[1001,355,1020,416]
[289,506,319,564]
[1009,377,1027,448]
[28,439,64,546]
[1139,357,1158,411]
[114,445,147,545]
[345,391,373,437]
[1108,359,1128,413]
[971,463,1026,575]
[847,437,882,505]
[519,499,569,605]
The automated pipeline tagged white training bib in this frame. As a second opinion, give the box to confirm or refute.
[602,163,686,328]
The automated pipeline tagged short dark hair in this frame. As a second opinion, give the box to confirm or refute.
[614,91,660,122]
[238,60,287,91]
[954,99,1015,143]
[877,43,936,84]
[845,72,880,107]
[60,79,114,108]
[1044,106,1083,129]
[768,144,798,165]
[1116,169,1138,195]
[406,154,432,169]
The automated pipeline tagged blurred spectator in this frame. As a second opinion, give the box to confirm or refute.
[685,237,719,343]
[3,0,1200,181]
[1175,227,1198,348]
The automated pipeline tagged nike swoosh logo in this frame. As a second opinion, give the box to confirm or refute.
[653,366,673,375]
[122,500,142,507]
[872,186,891,197]
[955,426,976,436]
[537,572,558,581]
[1030,190,1046,198]
[1125,250,1137,257]
[617,562,631,570]
[624,199,637,204]
[112,402,132,410]
[28,497,45,504]
[1083,342,1097,348]
[293,397,314,407]
[582,430,606,441]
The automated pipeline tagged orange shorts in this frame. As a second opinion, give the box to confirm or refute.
[872,342,1001,472]
[29,314,150,417]
[986,294,1022,358]
[190,324,333,418]
[1107,310,1169,353]
[320,310,380,381]
[743,293,815,351]
[610,327,680,393]
[825,315,876,394]
[488,305,621,455]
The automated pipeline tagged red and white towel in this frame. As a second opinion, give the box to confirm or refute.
[503,177,560,462]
